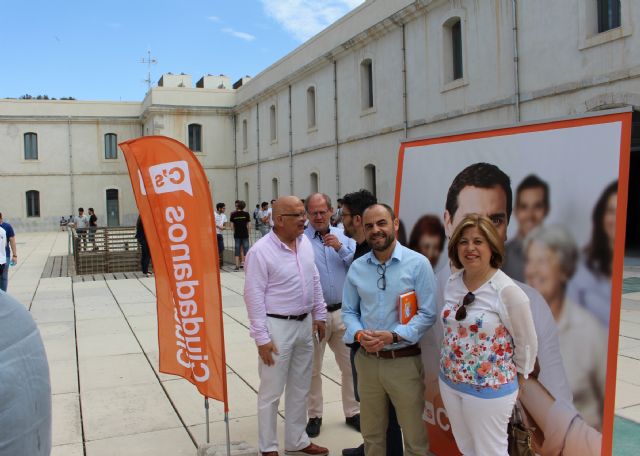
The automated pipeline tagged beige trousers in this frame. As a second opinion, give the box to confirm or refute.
[307,309,359,418]
[355,349,428,456]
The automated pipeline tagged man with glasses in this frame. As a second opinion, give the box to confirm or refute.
[342,203,436,456]
[303,193,359,438]
[244,196,329,456]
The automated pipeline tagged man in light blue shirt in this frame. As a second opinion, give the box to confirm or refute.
[342,203,436,456]
[303,193,359,438]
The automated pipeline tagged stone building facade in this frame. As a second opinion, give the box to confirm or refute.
[1,0,638,236]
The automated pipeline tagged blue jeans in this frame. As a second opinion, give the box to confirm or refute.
[234,237,250,257]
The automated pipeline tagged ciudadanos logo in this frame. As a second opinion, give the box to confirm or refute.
[148,161,193,196]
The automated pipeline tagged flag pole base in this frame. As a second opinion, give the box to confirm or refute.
[196,441,257,456]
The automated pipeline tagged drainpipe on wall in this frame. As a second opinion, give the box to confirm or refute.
[233,114,238,200]
[511,0,521,123]
[402,23,409,138]
[333,60,340,198]
[67,116,75,212]
[256,103,261,201]
[288,85,294,195]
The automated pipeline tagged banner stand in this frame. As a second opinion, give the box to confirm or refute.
[205,398,210,443]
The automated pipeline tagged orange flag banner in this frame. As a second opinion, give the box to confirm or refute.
[120,136,228,407]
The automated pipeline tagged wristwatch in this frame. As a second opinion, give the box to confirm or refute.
[391,332,399,344]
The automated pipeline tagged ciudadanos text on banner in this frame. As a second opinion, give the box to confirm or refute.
[120,136,228,407]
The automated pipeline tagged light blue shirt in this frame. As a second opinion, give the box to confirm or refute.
[342,241,437,349]
[304,225,355,305]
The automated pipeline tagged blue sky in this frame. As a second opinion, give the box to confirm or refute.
[1,0,364,101]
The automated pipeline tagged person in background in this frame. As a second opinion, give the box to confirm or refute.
[253,203,261,233]
[524,225,606,429]
[503,174,550,281]
[303,193,359,438]
[258,202,271,237]
[72,207,89,251]
[0,212,17,292]
[567,181,617,327]
[135,215,152,277]
[230,200,251,271]
[88,207,98,251]
[0,225,6,281]
[408,214,446,269]
[440,214,537,455]
[215,203,228,268]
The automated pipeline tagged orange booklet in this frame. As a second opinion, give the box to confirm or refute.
[398,290,417,324]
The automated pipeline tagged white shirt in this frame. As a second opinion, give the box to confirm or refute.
[215,212,227,235]
[267,207,273,227]
[73,215,89,229]
[0,227,6,265]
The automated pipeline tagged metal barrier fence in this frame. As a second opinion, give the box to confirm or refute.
[69,226,141,275]
[69,226,269,275]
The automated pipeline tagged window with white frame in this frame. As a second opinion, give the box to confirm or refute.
[364,164,377,198]
[24,132,38,160]
[307,87,316,129]
[272,178,279,199]
[242,119,248,151]
[188,123,202,152]
[26,190,40,217]
[310,172,319,194]
[270,105,277,142]
[104,133,117,159]
[360,59,374,110]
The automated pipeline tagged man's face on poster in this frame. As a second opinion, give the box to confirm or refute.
[444,185,509,241]
[515,187,547,238]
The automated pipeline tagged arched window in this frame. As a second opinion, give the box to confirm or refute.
[242,119,248,151]
[272,178,279,199]
[364,164,377,198]
[443,17,464,83]
[188,123,202,152]
[104,133,117,159]
[270,105,277,142]
[310,172,319,194]
[24,132,38,160]
[26,190,40,217]
[244,182,250,203]
[360,59,374,110]
[307,87,316,129]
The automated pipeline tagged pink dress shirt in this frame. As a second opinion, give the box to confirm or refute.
[244,230,326,346]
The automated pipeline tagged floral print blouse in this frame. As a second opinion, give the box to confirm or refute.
[439,269,537,398]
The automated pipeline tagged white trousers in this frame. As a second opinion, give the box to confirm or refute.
[258,316,314,453]
[308,309,359,418]
[439,379,517,456]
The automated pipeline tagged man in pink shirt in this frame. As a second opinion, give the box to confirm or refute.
[244,196,329,456]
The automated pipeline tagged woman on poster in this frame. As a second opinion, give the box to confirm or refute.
[438,214,538,455]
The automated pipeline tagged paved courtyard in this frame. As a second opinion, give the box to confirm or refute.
[5,231,640,455]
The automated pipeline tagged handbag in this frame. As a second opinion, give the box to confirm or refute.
[508,401,535,456]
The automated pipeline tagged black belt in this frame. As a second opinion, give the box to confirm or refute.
[326,303,342,313]
[360,344,421,359]
[267,313,308,321]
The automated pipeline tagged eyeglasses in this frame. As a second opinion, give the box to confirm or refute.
[455,292,475,321]
[308,210,329,218]
[377,263,387,291]
[280,212,307,219]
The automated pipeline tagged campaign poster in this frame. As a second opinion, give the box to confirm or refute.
[395,110,631,455]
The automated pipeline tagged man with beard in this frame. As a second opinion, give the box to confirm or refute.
[244,196,329,456]
[342,203,436,456]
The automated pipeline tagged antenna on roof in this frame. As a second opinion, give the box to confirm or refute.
[140,50,158,91]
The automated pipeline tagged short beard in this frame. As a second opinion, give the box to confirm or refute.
[369,233,394,251]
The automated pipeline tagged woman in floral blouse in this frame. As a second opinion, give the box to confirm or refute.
[439,214,538,455]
